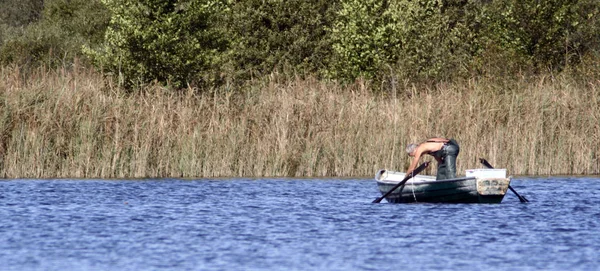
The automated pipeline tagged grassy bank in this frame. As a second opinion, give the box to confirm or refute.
[1,65,599,178]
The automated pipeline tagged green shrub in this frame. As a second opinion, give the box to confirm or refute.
[0,0,44,27]
[0,0,44,62]
[0,0,109,67]
[0,24,75,66]
[480,0,599,72]
[222,0,339,79]
[43,0,110,46]
[389,0,480,81]
[329,0,480,82]
[86,0,228,89]
[329,0,600,82]
[571,0,600,59]
[328,0,397,80]
[2,0,599,86]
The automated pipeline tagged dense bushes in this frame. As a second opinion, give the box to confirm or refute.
[0,0,43,28]
[330,0,600,82]
[1,0,599,89]
[0,0,109,66]
[223,0,338,79]
[481,0,599,71]
[330,0,480,82]
[85,0,228,88]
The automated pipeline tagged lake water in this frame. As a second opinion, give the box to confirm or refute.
[1,177,599,271]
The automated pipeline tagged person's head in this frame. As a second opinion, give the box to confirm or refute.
[406,143,418,156]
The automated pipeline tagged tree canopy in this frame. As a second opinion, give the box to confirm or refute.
[1,0,599,89]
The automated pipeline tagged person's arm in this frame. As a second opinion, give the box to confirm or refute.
[406,147,424,174]
[406,141,443,174]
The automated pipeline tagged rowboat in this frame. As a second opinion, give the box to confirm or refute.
[374,169,511,203]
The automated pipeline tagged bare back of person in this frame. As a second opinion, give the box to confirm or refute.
[406,137,459,180]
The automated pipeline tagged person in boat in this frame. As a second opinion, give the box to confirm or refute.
[406,138,460,180]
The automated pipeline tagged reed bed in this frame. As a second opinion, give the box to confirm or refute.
[1,65,599,178]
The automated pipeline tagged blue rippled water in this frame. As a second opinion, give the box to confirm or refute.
[0,177,599,271]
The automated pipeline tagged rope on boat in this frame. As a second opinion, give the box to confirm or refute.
[410,181,418,202]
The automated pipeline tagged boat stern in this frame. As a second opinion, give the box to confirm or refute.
[476,178,511,203]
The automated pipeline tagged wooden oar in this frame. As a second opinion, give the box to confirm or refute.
[372,161,431,203]
[479,158,529,203]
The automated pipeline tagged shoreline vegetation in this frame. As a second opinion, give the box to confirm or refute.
[2,1,600,178]
[1,64,598,178]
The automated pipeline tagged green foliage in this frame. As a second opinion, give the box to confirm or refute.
[328,0,398,80]
[2,0,600,87]
[0,0,44,61]
[330,0,480,81]
[329,0,600,81]
[390,0,480,81]
[0,0,109,67]
[43,0,111,46]
[222,0,338,79]
[86,0,228,88]
[0,0,44,27]
[480,0,597,71]
[0,23,73,66]
[571,0,600,57]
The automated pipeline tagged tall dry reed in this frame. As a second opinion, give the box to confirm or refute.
[1,65,599,178]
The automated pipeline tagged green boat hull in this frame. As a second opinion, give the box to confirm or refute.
[376,177,511,204]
